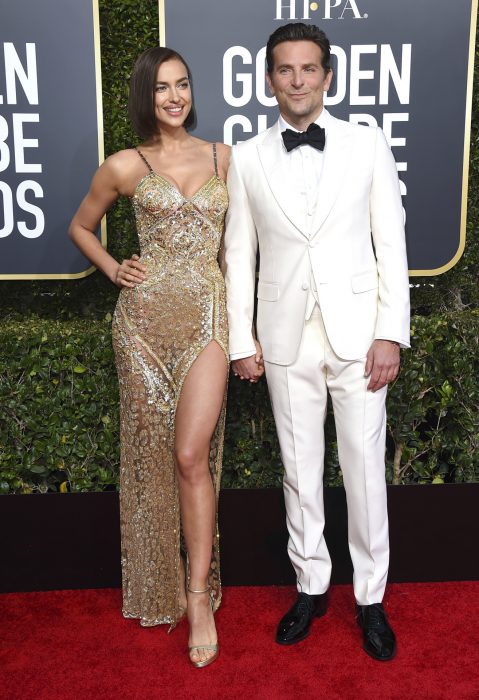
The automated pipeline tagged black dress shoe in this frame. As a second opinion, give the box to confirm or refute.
[356,603,397,661]
[276,592,327,645]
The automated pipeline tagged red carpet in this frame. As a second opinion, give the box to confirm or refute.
[1,582,478,700]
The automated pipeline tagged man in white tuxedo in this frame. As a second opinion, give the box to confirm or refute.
[224,22,410,661]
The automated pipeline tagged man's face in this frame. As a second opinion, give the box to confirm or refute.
[266,40,333,129]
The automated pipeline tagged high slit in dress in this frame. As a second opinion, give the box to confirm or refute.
[112,144,229,627]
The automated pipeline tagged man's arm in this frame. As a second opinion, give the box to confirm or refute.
[366,128,410,391]
[224,148,261,380]
[370,127,410,348]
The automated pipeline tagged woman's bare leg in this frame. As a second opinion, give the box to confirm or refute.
[174,341,228,664]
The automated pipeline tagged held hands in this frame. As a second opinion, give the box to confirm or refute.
[365,339,400,392]
[232,340,265,383]
[114,254,147,288]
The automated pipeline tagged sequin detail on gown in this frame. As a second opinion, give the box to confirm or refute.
[111,147,228,627]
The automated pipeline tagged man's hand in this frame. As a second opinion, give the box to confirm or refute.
[232,340,264,383]
[364,340,400,392]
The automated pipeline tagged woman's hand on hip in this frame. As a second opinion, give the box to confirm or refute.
[114,254,147,288]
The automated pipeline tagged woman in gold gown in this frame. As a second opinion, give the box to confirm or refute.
[69,47,251,668]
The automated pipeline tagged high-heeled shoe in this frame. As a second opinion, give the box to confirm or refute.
[187,584,219,668]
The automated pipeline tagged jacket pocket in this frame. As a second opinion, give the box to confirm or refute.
[351,271,378,294]
[257,281,280,301]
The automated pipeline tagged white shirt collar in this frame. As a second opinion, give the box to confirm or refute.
[279,108,329,133]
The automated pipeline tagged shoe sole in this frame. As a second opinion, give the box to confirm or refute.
[362,644,397,662]
[275,629,310,646]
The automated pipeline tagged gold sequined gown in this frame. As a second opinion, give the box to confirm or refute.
[111,146,228,627]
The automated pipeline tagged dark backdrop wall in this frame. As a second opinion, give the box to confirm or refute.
[0,0,477,494]
[0,0,105,278]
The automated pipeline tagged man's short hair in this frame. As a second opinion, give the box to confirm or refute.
[266,22,331,74]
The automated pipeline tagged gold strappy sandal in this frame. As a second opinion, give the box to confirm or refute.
[187,584,219,668]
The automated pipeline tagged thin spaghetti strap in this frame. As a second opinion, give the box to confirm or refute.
[135,147,154,174]
[212,143,219,178]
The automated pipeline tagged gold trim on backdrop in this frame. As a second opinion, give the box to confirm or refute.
[93,0,107,257]
[3,266,98,281]
[409,0,478,277]
[0,0,106,281]
[159,0,166,46]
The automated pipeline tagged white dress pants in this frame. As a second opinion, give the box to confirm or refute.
[264,306,389,605]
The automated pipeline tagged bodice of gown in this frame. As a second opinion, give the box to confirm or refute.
[131,172,228,277]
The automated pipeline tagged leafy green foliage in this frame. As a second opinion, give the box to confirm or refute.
[0,319,119,494]
[222,377,283,488]
[386,312,478,485]
[1,314,477,493]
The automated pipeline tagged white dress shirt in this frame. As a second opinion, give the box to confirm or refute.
[230,109,329,361]
[278,111,326,230]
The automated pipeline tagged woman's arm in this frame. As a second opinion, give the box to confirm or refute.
[68,155,146,288]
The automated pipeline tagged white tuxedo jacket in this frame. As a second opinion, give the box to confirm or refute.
[225,111,410,364]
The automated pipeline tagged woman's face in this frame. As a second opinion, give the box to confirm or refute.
[153,58,192,129]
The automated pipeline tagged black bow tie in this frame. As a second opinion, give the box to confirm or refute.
[282,123,326,152]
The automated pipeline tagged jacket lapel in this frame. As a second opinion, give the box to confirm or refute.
[257,121,308,238]
[311,114,353,237]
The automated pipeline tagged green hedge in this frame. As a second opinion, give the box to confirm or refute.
[1,312,477,494]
